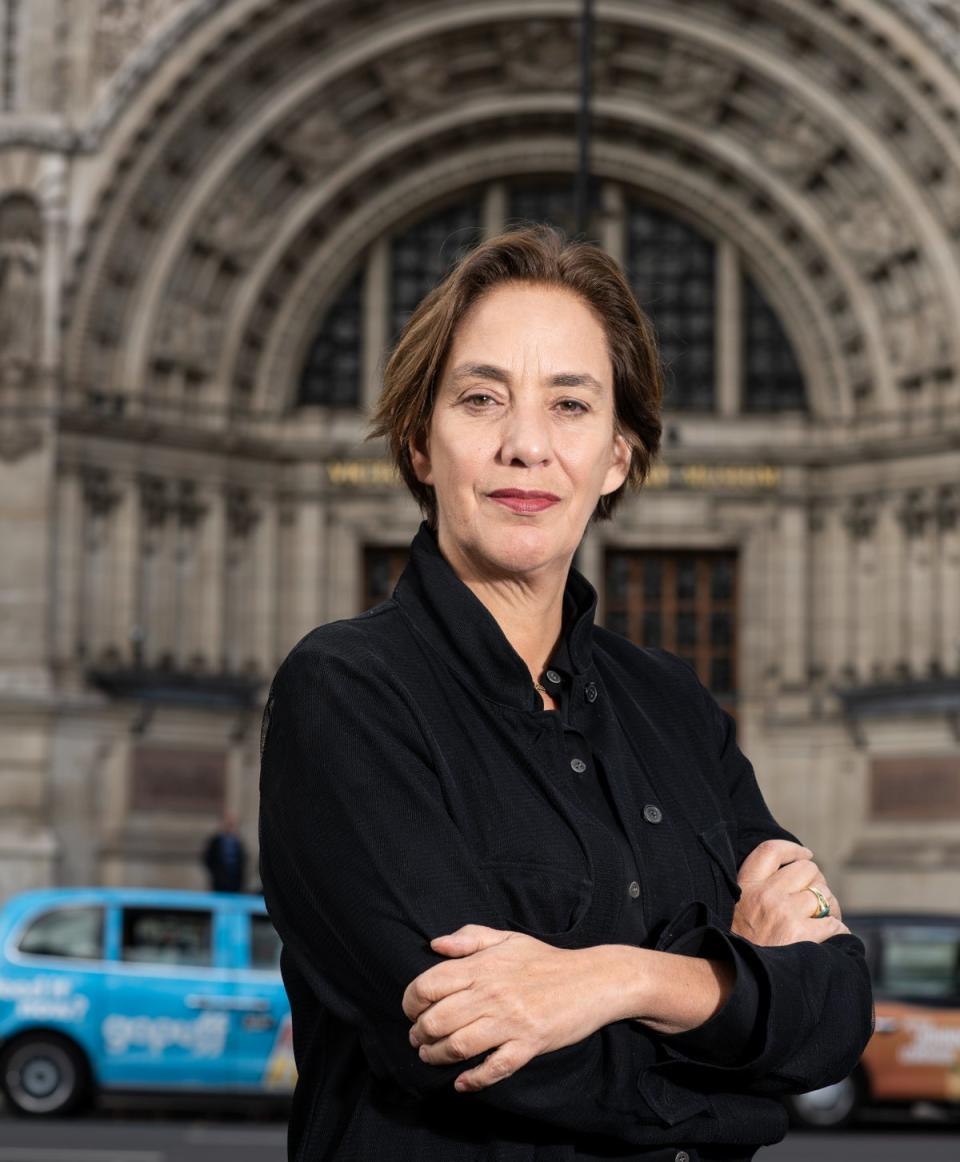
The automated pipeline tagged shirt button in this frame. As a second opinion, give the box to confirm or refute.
[628,880,641,899]
[674,1153,690,1162]
[545,669,562,685]
[570,758,587,774]
[643,804,663,824]
[584,682,598,702]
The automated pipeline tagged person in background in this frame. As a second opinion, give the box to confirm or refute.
[203,808,247,893]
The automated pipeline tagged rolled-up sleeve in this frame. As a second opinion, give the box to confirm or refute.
[646,667,875,1091]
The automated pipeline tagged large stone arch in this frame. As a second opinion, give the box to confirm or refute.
[62,0,960,428]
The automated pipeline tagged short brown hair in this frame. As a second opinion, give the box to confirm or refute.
[369,224,663,524]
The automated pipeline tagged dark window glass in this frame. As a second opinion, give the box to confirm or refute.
[607,554,629,603]
[676,611,698,647]
[643,558,662,600]
[742,273,807,411]
[18,906,103,960]
[362,546,409,610]
[627,203,716,411]
[250,913,282,971]
[298,267,363,406]
[391,198,483,342]
[878,925,960,1001]
[711,558,734,601]
[642,610,662,648]
[710,656,733,693]
[676,559,697,601]
[711,611,732,647]
[606,610,629,638]
[507,177,604,242]
[121,907,212,968]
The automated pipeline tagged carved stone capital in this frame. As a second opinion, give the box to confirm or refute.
[81,466,122,517]
[225,486,260,538]
[843,493,879,540]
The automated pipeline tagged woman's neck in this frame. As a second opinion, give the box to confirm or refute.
[436,532,571,682]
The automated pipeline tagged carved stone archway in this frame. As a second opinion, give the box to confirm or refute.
[60,0,960,439]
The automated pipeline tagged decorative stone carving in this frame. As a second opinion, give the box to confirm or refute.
[176,480,206,528]
[278,108,353,181]
[898,488,934,537]
[0,196,43,386]
[93,0,185,82]
[757,109,840,183]
[226,487,259,539]
[499,20,578,90]
[81,467,122,517]
[139,474,171,528]
[657,44,739,122]
[153,298,222,378]
[843,493,879,540]
[195,187,276,264]
[883,293,950,383]
[936,484,960,530]
[834,197,907,275]
[374,42,459,117]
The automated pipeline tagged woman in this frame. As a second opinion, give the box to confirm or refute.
[259,225,873,1161]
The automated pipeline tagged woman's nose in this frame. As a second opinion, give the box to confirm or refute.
[499,401,551,467]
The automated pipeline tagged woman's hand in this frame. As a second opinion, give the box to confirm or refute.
[402,925,621,1092]
[732,839,849,946]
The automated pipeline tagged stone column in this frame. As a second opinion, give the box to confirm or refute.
[251,494,279,676]
[777,498,808,689]
[599,182,625,267]
[483,182,508,238]
[195,483,226,672]
[51,468,83,666]
[716,240,742,418]
[876,493,905,680]
[936,485,960,677]
[844,495,880,684]
[900,489,936,678]
[284,496,326,653]
[112,475,142,666]
[362,237,390,413]
[819,501,849,682]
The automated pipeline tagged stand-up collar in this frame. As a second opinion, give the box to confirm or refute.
[393,522,597,710]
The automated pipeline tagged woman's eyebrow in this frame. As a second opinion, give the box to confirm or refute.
[449,363,603,391]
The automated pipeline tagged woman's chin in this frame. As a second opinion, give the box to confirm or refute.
[471,521,574,577]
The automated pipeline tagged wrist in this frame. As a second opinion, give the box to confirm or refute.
[570,944,653,1026]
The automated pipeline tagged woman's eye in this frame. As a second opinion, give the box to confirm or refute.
[463,393,497,408]
[556,399,588,414]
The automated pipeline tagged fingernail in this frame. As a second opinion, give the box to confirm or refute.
[409,1030,419,1047]
[418,1045,428,1060]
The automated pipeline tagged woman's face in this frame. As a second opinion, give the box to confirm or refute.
[411,282,631,579]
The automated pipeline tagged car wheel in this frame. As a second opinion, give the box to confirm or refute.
[0,1034,91,1117]
[784,1072,862,1129]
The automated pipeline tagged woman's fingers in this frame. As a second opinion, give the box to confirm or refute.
[454,1042,532,1092]
[410,988,488,1047]
[737,839,813,885]
[430,925,514,957]
[402,957,476,1020]
[770,858,823,893]
[415,1015,503,1066]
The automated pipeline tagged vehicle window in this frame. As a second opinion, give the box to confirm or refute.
[880,924,960,1000]
[121,907,212,968]
[17,906,103,959]
[250,913,282,970]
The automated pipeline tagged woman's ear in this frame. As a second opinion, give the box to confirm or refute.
[409,428,433,486]
[600,432,632,496]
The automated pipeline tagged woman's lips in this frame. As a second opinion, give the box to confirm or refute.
[488,489,560,514]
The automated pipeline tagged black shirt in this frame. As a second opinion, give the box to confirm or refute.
[259,522,873,1162]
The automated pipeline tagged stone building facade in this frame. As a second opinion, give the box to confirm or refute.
[1,0,959,909]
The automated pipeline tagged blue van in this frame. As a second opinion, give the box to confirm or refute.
[0,887,294,1115]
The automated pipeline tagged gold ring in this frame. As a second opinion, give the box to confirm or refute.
[807,886,830,919]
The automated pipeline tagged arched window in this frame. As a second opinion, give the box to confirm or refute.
[390,196,483,342]
[627,202,716,412]
[294,178,807,416]
[742,272,806,411]
[297,266,364,406]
